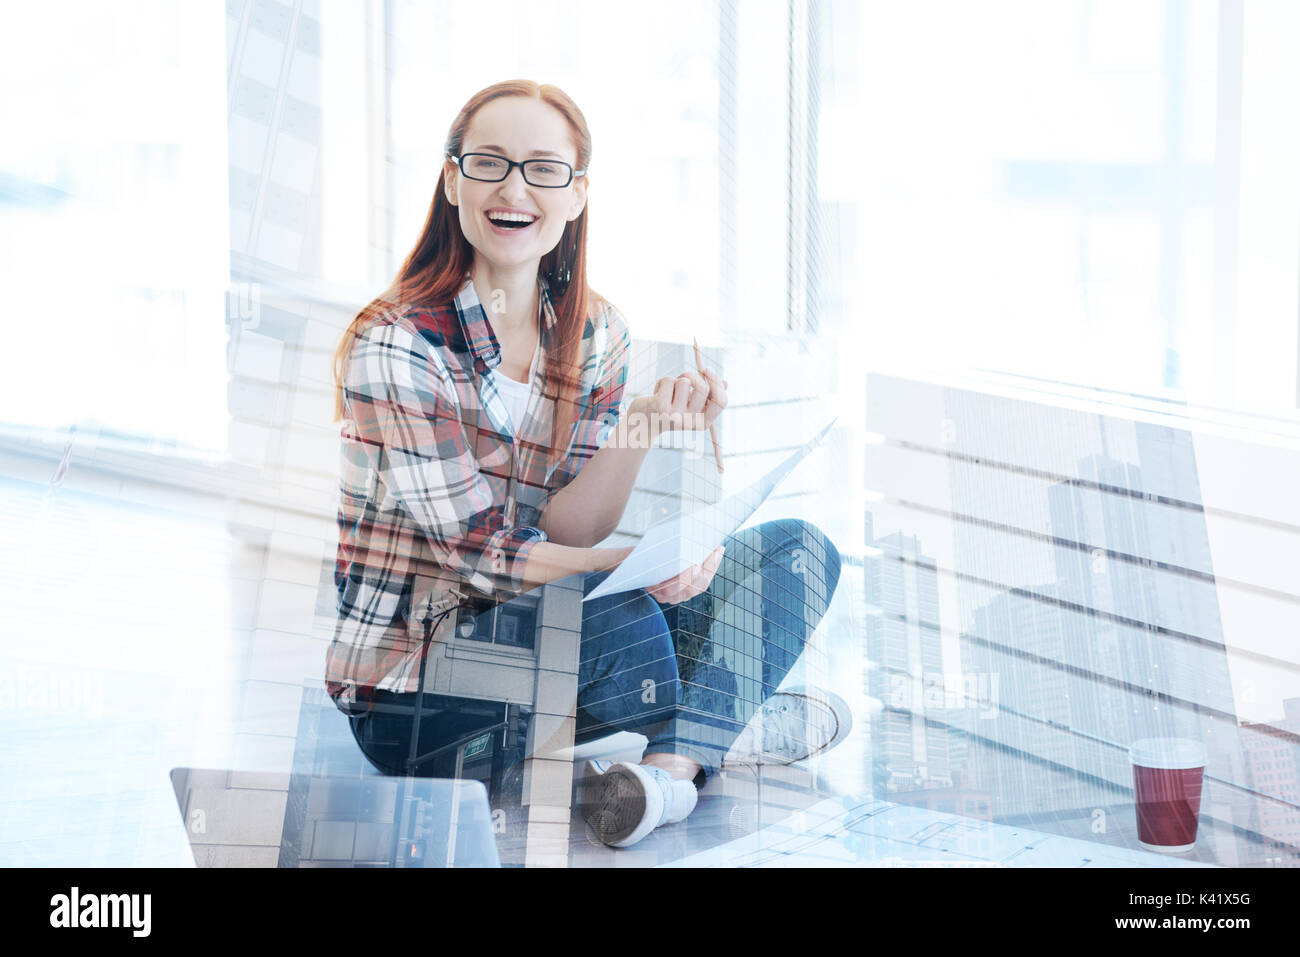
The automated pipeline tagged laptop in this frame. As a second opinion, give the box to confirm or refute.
[170,767,500,867]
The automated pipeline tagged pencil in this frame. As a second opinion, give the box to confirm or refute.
[693,337,724,474]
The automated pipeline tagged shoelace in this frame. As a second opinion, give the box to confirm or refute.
[645,766,677,827]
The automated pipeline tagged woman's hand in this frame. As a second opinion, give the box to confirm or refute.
[645,545,725,605]
[627,368,728,442]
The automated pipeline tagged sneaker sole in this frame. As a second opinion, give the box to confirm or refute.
[584,767,652,847]
[724,685,853,767]
[786,684,852,755]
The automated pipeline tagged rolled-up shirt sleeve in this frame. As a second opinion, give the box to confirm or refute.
[346,320,545,599]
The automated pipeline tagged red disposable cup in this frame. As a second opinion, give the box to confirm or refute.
[1130,738,1206,853]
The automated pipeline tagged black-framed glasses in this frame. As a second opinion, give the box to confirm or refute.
[448,152,584,188]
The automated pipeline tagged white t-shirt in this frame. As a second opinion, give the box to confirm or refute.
[491,339,540,436]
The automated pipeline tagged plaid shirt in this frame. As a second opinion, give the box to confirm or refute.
[326,273,630,713]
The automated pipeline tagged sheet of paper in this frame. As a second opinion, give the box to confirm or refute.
[584,419,836,603]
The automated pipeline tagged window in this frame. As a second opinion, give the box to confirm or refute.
[0,2,229,452]
[817,0,1300,414]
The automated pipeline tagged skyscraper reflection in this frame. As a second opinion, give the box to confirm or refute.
[865,373,1295,862]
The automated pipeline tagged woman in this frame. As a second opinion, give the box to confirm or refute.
[327,79,847,849]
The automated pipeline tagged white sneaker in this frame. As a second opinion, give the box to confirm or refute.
[580,760,698,848]
[724,685,852,767]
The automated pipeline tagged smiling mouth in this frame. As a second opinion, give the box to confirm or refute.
[485,212,537,231]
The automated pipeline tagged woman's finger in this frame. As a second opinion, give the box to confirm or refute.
[657,566,694,603]
[650,568,686,602]
[700,369,726,411]
[685,373,710,414]
[694,564,713,597]
[694,549,722,594]
[684,555,711,597]
[653,547,726,602]
[670,374,697,410]
[650,377,679,433]
[654,376,676,409]
[689,561,707,589]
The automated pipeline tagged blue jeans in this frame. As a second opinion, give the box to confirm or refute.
[348,518,841,782]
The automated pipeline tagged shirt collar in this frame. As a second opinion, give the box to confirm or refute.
[453,272,557,375]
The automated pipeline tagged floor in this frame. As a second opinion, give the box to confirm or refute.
[0,459,869,867]
[0,458,1260,867]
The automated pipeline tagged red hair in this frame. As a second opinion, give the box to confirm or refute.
[331,79,596,470]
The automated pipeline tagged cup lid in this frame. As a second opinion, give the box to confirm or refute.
[1130,737,1207,769]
